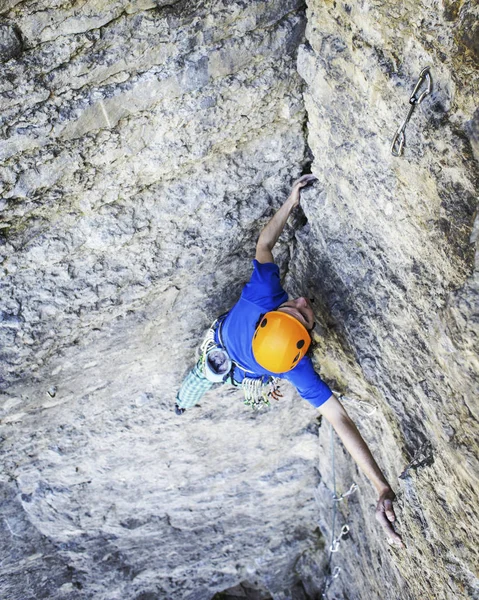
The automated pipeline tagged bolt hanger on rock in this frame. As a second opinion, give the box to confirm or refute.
[391,67,433,157]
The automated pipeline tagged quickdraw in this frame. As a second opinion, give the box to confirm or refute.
[332,482,358,503]
[329,524,350,553]
[321,566,341,598]
[241,376,282,410]
[391,67,432,157]
[333,389,377,417]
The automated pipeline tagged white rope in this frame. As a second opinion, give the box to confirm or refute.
[196,322,221,376]
[199,325,217,356]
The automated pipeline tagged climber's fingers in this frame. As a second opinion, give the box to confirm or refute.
[375,491,405,548]
[292,174,317,189]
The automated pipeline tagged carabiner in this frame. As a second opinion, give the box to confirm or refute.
[409,67,432,105]
[332,566,341,579]
[329,539,340,553]
[391,67,432,157]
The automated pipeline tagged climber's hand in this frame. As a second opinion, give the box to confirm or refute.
[293,174,317,189]
[375,487,404,548]
[289,174,317,206]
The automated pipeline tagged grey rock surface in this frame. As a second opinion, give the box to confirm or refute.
[296,0,479,598]
[0,0,478,599]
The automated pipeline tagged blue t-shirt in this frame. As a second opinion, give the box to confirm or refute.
[220,260,332,408]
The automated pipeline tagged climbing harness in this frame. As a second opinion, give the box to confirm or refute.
[177,317,283,411]
[391,66,432,157]
[333,390,378,417]
[176,320,231,410]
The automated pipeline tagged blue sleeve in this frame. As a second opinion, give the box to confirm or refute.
[241,260,288,310]
[283,356,333,408]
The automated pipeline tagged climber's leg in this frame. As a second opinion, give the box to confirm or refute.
[175,360,214,414]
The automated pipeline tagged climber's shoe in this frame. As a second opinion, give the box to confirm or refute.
[175,404,186,416]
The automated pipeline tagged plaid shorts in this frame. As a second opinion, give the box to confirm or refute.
[176,361,216,409]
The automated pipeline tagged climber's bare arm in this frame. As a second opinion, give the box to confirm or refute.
[319,394,404,548]
[255,174,317,264]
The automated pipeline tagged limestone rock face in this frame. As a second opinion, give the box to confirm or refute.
[296,1,479,599]
[1,2,323,599]
[0,0,306,387]
[0,1,478,599]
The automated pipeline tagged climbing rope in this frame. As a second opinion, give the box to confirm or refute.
[198,322,218,372]
[391,66,432,157]
[320,422,354,598]
[320,388,383,595]
[196,319,281,410]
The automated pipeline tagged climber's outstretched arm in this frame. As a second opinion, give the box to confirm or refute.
[255,174,317,264]
[319,394,404,548]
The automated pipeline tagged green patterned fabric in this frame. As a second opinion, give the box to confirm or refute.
[176,361,214,409]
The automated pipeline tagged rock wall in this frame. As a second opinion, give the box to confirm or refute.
[295,1,479,599]
[0,0,478,599]
[0,2,320,599]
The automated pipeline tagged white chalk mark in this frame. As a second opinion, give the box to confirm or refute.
[3,518,22,538]
[99,101,112,128]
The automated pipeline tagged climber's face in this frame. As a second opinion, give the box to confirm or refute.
[277,297,315,331]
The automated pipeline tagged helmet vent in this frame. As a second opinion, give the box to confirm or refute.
[260,318,268,327]
[297,339,305,349]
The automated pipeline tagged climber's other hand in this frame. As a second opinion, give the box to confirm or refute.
[289,174,317,206]
[375,487,404,548]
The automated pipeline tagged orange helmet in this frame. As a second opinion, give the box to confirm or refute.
[252,311,311,373]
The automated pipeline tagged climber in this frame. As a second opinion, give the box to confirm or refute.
[176,174,404,548]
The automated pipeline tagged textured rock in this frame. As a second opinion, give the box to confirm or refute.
[0,0,478,599]
[0,0,307,388]
[1,2,324,599]
[295,0,479,598]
